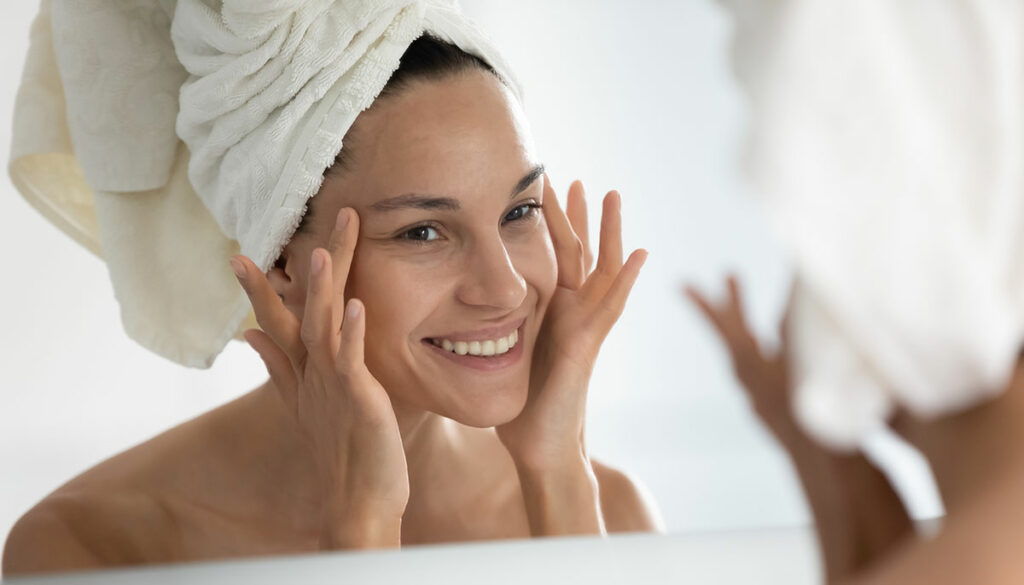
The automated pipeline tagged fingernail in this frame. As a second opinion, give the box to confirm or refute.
[347,299,361,319]
[311,250,324,275]
[230,257,246,281]
[336,208,350,231]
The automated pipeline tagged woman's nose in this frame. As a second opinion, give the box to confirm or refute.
[455,236,528,311]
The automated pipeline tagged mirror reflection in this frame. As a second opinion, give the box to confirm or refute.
[5,0,668,574]
[7,1,1022,584]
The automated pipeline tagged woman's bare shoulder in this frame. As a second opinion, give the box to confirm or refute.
[591,459,664,534]
[2,394,254,577]
[2,488,177,576]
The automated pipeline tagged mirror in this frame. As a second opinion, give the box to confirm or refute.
[1,0,943,581]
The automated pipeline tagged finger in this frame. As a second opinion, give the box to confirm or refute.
[683,284,729,335]
[779,278,798,344]
[541,174,586,289]
[338,298,366,375]
[719,275,765,361]
[597,248,647,326]
[684,281,758,360]
[327,208,360,348]
[725,274,751,329]
[300,248,336,371]
[722,275,761,347]
[232,255,304,363]
[566,180,593,273]
[594,191,624,277]
[244,328,298,412]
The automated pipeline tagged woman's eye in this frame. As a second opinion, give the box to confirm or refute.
[504,203,540,223]
[400,225,440,242]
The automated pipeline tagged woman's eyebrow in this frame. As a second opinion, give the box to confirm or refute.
[369,164,546,213]
[509,164,545,198]
[370,194,460,212]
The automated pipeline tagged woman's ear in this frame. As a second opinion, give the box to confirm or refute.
[267,249,306,316]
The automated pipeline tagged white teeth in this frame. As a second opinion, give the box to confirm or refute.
[481,340,496,356]
[434,328,519,357]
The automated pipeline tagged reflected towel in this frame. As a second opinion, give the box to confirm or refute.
[721,0,1024,449]
[10,0,518,368]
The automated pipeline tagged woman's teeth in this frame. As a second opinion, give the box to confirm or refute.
[435,329,519,357]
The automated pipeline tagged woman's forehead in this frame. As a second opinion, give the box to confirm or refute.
[322,71,539,212]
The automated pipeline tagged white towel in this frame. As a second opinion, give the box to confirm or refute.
[721,0,1024,449]
[10,0,519,368]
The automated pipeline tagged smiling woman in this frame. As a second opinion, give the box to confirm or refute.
[2,4,658,577]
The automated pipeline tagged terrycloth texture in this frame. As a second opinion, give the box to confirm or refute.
[10,0,519,368]
[721,0,1024,449]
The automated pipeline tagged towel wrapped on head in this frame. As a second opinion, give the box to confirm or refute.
[10,0,519,368]
[721,0,1024,450]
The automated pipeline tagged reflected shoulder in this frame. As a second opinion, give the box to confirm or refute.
[3,494,104,576]
[591,459,665,534]
[2,490,172,577]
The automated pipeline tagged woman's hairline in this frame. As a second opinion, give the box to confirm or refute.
[291,35,505,240]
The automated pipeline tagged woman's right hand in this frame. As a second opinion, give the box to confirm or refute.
[230,207,409,550]
[686,278,915,580]
[684,276,804,448]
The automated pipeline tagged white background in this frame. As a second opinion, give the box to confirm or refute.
[0,0,940,551]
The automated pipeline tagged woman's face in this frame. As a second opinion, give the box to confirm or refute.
[277,69,558,427]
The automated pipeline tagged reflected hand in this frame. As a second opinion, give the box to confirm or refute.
[497,176,647,471]
[687,279,917,580]
[685,277,803,447]
[232,208,409,549]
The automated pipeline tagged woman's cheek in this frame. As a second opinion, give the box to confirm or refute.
[349,253,410,357]
[355,254,446,341]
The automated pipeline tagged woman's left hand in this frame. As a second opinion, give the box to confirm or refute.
[496,176,646,530]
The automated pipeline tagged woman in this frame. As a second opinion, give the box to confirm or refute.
[705,0,1024,582]
[689,278,1024,584]
[2,14,659,579]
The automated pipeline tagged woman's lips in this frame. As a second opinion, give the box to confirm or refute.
[422,324,526,372]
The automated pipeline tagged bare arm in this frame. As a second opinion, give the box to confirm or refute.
[784,434,914,581]
[514,452,606,536]
[685,277,912,582]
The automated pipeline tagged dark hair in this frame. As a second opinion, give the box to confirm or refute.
[292,35,500,237]
[379,34,498,99]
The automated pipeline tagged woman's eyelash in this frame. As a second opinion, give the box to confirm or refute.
[503,202,542,224]
[397,223,441,243]
[395,202,542,244]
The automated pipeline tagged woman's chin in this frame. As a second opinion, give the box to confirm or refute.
[438,387,528,429]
